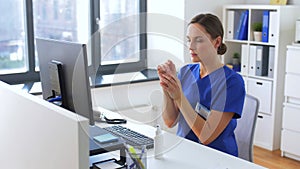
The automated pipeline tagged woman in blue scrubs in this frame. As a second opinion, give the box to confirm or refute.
[157,13,245,156]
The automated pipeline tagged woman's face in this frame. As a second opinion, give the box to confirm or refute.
[186,23,219,63]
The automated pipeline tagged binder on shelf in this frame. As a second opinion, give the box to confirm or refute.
[255,46,269,76]
[268,11,279,44]
[249,45,257,76]
[241,44,249,75]
[226,10,235,40]
[238,10,249,40]
[262,10,270,43]
[268,47,275,78]
[234,11,246,40]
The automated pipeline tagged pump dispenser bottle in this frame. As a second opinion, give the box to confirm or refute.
[154,124,164,159]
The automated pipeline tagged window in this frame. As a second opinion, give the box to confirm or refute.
[0,0,89,84]
[53,0,59,20]
[0,0,146,84]
[33,0,89,42]
[91,0,147,75]
[0,0,38,84]
[33,0,89,73]
[0,1,27,75]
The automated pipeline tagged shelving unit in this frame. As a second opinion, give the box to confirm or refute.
[222,5,300,150]
[281,45,300,161]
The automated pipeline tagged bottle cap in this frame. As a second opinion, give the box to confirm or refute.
[156,124,162,135]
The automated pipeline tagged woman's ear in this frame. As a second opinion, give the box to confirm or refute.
[214,36,222,49]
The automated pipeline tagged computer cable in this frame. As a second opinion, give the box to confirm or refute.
[104,116,127,124]
[93,111,127,124]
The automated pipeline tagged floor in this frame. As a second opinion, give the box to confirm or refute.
[253,146,300,169]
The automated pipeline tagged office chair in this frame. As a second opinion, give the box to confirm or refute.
[234,94,260,162]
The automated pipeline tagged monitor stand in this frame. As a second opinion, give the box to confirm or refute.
[93,109,106,123]
[89,125,126,166]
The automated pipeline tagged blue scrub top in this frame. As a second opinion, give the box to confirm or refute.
[176,64,245,156]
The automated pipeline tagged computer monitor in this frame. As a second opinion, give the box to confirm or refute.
[36,38,127,165]
[36,38,95,125]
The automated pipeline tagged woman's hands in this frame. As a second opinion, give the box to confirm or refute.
[157,60,176,77]
[157,60,182,102]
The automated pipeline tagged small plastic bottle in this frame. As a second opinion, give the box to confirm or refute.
[154,124,164,159]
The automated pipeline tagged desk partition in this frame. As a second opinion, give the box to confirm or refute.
[0,81,89,169]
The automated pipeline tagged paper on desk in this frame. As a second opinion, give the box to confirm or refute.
[94,160,123,169]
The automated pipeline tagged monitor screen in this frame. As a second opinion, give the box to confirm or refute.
[36,38,95,125]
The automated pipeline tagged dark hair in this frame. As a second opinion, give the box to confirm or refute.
[189,13,227,55]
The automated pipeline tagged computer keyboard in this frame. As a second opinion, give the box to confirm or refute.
[104,125,154,149]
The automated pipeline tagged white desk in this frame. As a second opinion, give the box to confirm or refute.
[93,107,267,169]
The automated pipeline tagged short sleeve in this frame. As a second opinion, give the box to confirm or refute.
[224,74,245,118]
[210,69,245,119]
[177,64,198,82]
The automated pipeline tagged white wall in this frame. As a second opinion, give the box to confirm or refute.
[245,0,300,5]
[91,81,162,111]
[147,0,186,71]
[184,0,243,22]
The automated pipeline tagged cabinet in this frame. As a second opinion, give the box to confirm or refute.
[281,45,300,161]
[223,5,300,150]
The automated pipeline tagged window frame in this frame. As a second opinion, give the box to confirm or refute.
[0,0,147,84]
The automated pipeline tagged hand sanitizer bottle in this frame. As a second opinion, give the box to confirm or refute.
[154,124,164,159]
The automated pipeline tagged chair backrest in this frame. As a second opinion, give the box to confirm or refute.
[235,94,259,162]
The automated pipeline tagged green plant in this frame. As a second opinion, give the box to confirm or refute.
[233,52,240,59]
[252,22,262,32]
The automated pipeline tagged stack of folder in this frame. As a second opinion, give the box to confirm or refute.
[241,45,275,78]
[226,10,248,40]
[226,9,278,43]
[257,10,278,44]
